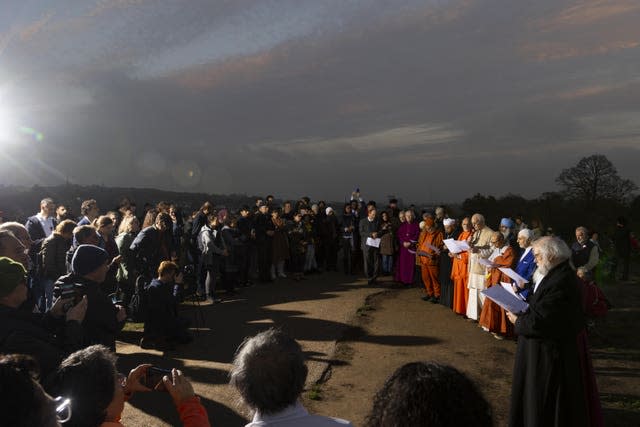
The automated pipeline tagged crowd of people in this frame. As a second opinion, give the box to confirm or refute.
[0,191,635,426]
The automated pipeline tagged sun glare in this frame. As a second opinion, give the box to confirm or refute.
[0,103,15,143]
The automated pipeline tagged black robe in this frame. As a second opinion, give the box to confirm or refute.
[509,261,588,427]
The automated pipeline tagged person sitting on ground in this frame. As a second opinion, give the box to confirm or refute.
[0,257,87,381]
[230,328,353,427]
[366,362,492,427]
[0,354,72,427]
[54,245,126,351]
[140,261,193,350]
[50,344,210,427]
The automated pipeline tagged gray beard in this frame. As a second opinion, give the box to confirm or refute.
[536,262,551,276]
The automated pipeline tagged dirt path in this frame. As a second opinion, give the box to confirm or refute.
[116,272,640,426]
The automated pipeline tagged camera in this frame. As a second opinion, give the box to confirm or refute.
[54,282,85,312]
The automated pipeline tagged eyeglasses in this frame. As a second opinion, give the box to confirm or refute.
[54,396,72,424]
[117,372,127,388]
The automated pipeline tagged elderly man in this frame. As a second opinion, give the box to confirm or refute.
[570,226,599,273]
[499,217,517,251]
[506,237,598,427]
[417,217,444,303]
[230,328,353,427]
[512,229,537,299]
[466,214,494,320]
[479,232,515,338]
[0,257,87,381]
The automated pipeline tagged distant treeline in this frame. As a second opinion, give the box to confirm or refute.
[453,192,639,244]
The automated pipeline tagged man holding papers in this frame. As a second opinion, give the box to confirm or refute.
[416,217,443,303]
[451,217,472,315]
[466,214,494,320]
[506,237,599,427]
[479,232,515,339]
[359,208,381,285]
[513,229,537,298]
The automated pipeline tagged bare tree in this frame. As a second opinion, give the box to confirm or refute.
[556,154,637,206]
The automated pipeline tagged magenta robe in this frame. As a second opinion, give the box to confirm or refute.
[394,221,420,284]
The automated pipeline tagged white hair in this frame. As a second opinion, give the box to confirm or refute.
[517,228,534,240]
[532,236,571,266]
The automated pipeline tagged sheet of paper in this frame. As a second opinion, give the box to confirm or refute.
[482,285,529,314]
[443,238,467,254]
[500,282,524,301]
[425,243,440,253]
[478,258,497,268]
[366,237,381,248]
[499,267,529,285]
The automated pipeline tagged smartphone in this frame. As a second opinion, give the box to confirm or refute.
[143,366,172,391]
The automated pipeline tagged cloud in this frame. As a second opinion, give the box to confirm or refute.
[249,123,465,158]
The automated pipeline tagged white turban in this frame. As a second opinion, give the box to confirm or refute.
[443,218,456,227]
[325,207,334,215]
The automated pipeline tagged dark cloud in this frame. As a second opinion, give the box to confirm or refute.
[1,0,639,202]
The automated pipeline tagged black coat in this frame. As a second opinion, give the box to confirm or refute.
[144,278,179,339]
[0,305,83,382]
[509,261,587,427]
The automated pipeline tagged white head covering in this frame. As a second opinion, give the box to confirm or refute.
[325,207,334,215]
[443,218,456,227]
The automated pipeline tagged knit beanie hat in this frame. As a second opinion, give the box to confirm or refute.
[71,245,109,276]
[0,257,27,298]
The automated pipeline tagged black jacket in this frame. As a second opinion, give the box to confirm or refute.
[53,274,123,351]
[144,278,179,339]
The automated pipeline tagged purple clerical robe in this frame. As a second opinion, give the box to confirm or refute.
[394,221,420,284]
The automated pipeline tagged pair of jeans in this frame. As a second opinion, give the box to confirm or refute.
[381,255,393,275]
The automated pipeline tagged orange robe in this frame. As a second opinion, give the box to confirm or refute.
[479,245,515,335]
[417,229,444,297]
[451,230,472,315]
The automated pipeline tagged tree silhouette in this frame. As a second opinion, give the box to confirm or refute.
[556,154,637,206]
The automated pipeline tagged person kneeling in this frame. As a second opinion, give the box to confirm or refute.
[140,261,192,350]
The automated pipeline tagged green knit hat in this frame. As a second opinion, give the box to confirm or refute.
[0,257,27,298]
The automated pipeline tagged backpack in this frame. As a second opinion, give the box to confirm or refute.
[128,275,150,323]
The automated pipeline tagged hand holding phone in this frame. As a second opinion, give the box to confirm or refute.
[143,366,172,391]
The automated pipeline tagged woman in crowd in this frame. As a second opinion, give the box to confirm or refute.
[94,215,120,294]
[198,215,227,302]
[115,215,140,307]
[40,219,77,310]
[379,211,394,276]
[340,204,357,275]
[271,209,290,279]
[288,211,308,281]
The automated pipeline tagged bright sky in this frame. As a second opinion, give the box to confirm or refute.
[1,0,639,203]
